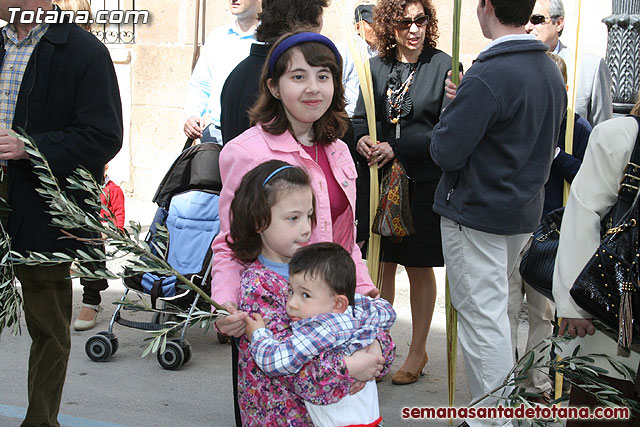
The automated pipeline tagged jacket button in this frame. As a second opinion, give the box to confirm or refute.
[342,181,348,187]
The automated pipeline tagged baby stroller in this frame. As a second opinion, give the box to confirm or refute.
[85,142,223,370]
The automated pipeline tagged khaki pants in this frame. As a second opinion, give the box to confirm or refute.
[15,263,72,427]
[441,217,529,427]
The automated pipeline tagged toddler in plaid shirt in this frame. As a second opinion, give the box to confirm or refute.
[246,242,396,427]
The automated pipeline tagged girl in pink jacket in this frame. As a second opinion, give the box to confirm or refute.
[213,32,377,335]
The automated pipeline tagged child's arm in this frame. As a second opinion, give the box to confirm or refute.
[354,294,396,331]
[249,313,359,377]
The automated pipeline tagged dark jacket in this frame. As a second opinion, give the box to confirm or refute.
[1,21,123,253]
[220,43,269,144]
[352,47,453,182]
[431,38,567,235]
[543,113,591,215]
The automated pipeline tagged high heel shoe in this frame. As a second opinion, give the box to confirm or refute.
[391,353,428,385]
[73,304,101,331]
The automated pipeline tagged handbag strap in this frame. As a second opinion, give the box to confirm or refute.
[606,116,640,228]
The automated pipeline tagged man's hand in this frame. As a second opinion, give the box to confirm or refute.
[214,301,249,338]
[559,317,595,338]
[183,116,205,139]
[0,129,28,160]
[244,312,266,342]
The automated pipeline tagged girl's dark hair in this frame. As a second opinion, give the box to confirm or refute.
[373,0,439,60]
[248,31,349,145]
[289,242,356,306]
[228,160,316,263]
[256,0,328,44]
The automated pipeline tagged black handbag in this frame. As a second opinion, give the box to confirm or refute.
[520,207,564,301]
[521,116,640,303]
[569,192,640,350]
[569,117,640,350]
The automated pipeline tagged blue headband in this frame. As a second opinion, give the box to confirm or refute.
[263,165,294,187]
[267,32,342,77]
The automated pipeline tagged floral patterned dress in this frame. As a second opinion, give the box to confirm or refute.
[237,260,394,426]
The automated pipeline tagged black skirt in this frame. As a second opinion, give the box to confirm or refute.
[380,179,444,268]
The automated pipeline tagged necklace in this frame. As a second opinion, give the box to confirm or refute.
[386,62,418,139]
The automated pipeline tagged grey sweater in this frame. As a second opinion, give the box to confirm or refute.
[431,38,567,235]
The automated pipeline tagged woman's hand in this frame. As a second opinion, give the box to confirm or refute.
[559,317,596,338]
[363,287,380,298]
[343,343,385,382]
[215,301,249,338]
[356,135,375,158]
[444,70,463,100]
[368,141,394,168]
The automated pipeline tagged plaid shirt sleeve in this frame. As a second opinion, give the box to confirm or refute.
[353,294,397,331]
[250,313,359,377]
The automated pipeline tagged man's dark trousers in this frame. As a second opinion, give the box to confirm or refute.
[15,263,72,427]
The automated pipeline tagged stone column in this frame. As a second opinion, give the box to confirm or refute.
[604,0,640,114]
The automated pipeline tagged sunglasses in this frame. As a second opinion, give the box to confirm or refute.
[529,14,551,25]
[397,15,428,29]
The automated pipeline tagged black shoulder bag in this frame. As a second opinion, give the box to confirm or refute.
[569,116,640,350]
[520,116,640,304]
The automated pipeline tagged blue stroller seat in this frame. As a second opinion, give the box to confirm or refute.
[85,143,223,370]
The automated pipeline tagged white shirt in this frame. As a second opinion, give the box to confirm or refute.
[184,21,255,132]
[339,36,377,117]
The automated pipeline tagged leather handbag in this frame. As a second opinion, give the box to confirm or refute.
[371,159,415,238]
[519,207,564,301]
[569,193,640,350]
[569,116,640,350]
[521,115,640,303]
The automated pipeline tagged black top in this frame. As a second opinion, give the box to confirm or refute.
[220,43,270,144]
[352,47,454,181]
[1,21,123,253]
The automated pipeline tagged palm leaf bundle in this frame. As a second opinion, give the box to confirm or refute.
[332,0,382,287]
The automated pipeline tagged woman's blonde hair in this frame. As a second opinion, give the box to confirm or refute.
[632,88,640,117]
[53,0,92,31]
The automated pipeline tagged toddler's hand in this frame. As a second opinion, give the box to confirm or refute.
[244,312,266,341]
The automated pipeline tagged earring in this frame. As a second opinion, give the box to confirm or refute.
[273,93,280,99]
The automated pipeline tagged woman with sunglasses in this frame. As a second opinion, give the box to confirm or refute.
[353,0,455,385]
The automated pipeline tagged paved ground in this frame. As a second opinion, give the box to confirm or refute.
[0,199,533,427]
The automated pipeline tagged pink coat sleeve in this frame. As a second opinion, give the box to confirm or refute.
[211,142,260,306]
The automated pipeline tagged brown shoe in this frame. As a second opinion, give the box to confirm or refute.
[391,354,428,385]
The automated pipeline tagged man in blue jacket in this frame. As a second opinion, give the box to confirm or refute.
[430,0,566,425]
[0,1,122,425]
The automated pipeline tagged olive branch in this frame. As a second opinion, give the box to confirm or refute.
[474,332,639,425]
[0,129,227,356]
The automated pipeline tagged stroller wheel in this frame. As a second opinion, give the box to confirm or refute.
[98,331,119,356]
[86,334,113,362]
[172,339,192,365]
[217,332,231,345]
[157,340,184,370]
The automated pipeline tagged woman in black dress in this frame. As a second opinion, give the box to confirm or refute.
[352,0,453,385]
